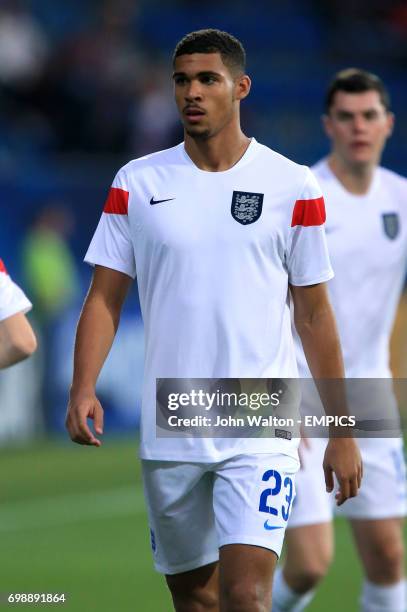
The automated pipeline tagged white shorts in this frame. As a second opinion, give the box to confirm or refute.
[142,453,299,575]
[288,437,407,529]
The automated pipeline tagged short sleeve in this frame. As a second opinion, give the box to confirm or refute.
[287,168,334,286]
[0,263,32,322]
[84,169,136,278]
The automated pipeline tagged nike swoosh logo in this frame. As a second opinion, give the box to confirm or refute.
[264,520,284,531]
[150,197,175,205]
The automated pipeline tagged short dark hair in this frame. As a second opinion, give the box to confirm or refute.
[325,68,391,113]
[173,29,246,75]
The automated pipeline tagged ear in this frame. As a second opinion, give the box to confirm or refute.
[322,113,333,139]
[386,111,395,138]
[235,74,251,101]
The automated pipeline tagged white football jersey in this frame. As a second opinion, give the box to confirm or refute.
[296,159,407,379]
[0,259,32,322]
[295,160,407,439]
[85,139,333,462]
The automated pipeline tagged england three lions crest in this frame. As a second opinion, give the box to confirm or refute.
[382,213,399,240]
[231,191,264,225]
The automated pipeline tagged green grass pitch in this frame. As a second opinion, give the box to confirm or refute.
[0,439,402,610]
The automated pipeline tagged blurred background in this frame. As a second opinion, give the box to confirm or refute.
[0,0,406,610]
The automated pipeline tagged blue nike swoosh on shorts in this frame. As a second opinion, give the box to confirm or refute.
[263,520,284,531]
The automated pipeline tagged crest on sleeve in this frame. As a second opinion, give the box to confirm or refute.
[231,191,263,225]
[382,213,399,240]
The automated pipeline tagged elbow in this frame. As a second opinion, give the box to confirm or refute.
[294,304,332,335]
[11,329,38,362]
[294,317,312,339]
[23,330,38,357]
[0,314,38,368]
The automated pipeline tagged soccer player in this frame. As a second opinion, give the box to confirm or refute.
[65,31,362,611]
[273,69,407,612]
[0,258,37,368]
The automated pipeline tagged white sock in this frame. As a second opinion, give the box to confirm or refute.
[272,566,316,611]
[361,579,406,611]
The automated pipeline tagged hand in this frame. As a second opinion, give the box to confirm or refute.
[323,437,363,506]
[65,389,104,447]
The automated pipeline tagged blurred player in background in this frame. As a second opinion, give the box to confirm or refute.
[0,258,37,368]
[66,31,362,611]
[273,69,407,612]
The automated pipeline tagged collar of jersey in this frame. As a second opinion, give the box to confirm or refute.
[320,158,381,200]
[181,137,259,174]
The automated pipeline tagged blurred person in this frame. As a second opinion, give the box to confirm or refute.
[0,0,48,87]
[131,63,180,156]
[38,0,141,153]
[273,69,407,612]
[22,204,79,323]
[21,204,79,427]
[0,258,37,369]
[0,0,52,156]
[65,30,362,611]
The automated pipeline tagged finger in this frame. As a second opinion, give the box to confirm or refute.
[72,428,99,446]
[93,403,104,435]
[349,477,358,498]
[65,408,86,440]
[74,437,101,447]
[80,434,101,447]
[78,421,101,447]
[65,417,74,438]
[336,478,350,506]
[72,434,94,446]
[66,401,102,447]
[66,416,83,443]
[357,465,362,489]
[324,465,334,492]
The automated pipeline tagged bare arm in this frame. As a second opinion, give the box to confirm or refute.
[66,265,132,446]
[0,312,37,369]
[290,282,363,505]
[291,283,343,376]
[390,291,407,377]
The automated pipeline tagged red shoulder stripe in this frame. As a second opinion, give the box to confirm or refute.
[103,187,129,215]
[291,196,326,227]
[0,259,7,274]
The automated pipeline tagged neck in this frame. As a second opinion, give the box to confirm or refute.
[328,154,377,195]
[184,117,250,172]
